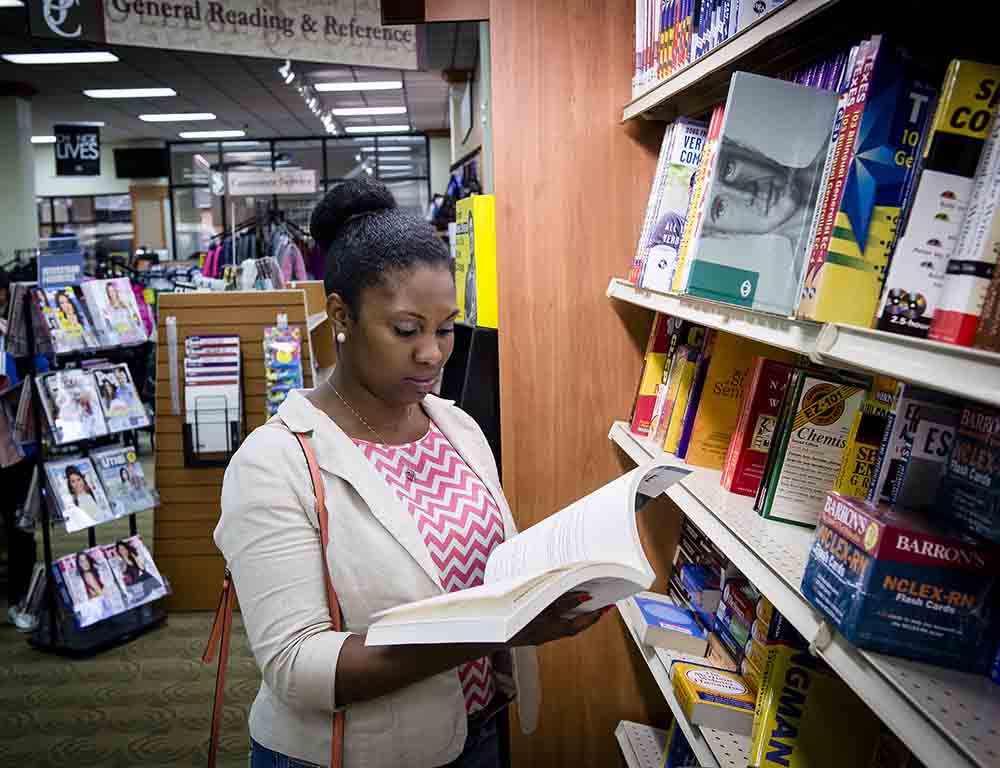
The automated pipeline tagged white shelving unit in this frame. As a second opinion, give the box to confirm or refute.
[623,0,843,120]
[615,721,668,768]
[617,600,753,768]
[608,278,1000,407]
[609,426,1000,768]
[608,420,688,467]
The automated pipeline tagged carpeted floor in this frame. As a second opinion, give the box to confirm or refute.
[0,611,259,768]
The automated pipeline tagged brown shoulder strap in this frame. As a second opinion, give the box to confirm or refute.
[203,430,344,768]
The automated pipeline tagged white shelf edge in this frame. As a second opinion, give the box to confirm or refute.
[609,420,667,465]
[607,278,821,357]
[668,471,993,768]
[617,602,722,768]
[615,721,668,768]
[609,277,1000,407]
[623,0,842,121]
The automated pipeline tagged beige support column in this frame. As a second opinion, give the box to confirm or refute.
[0,84,39,254]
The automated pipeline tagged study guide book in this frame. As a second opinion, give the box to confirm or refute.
[364,460,691,645]
[619,592,710,655]
[683,72,838,315]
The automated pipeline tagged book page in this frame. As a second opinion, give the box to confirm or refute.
[484,462,689,587]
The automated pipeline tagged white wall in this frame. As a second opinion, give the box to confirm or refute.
[34,143,166,197]
[450,49,484,164]
[429,136,451,197]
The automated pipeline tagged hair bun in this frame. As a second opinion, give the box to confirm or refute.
[310,177,397,246]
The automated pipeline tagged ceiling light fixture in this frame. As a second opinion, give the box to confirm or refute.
[345,125,410,134]
[3,51,119,64]
[179,129,246,139]
[0,1,25,7]
[331,106,407,117]
[314,80,402,92]
[31,135,56,144]
[361,146,412,153]
[84,87,176,98]
[139,112,216,122]
[378,164,413,170]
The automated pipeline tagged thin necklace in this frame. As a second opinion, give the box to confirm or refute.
[326,379,412,445]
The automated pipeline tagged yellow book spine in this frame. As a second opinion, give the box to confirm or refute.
[664,356,697,453]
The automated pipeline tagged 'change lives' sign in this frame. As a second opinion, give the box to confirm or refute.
[55,124,101,176]
[29,0,419,69]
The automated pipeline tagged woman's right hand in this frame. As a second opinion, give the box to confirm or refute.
[507,591,611,648]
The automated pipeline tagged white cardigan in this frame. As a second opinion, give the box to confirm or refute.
[216,390,540,767]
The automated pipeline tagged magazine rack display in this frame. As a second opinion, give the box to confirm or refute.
[18,281,165,656]
[153,289,315,609]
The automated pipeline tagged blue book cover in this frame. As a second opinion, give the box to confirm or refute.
[633,593,708,640]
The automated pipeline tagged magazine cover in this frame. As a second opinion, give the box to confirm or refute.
[51,547,128,628]
[684,72,839,315]
[81,278,147,346]
[92,364,149,432]
[90,445,156,516]
[43,286,99,351]
[40,369,109,444]
[101,536,168,609]
[44,456,116,532]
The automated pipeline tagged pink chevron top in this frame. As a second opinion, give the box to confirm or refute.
[354,422,503,714]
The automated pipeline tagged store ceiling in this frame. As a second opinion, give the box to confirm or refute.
[0,17,478,143]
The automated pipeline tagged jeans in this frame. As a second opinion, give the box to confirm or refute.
[249,716,501,768]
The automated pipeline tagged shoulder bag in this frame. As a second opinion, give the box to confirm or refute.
[202,430,345,768]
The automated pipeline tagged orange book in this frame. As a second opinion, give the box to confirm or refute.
[685,333,796,470]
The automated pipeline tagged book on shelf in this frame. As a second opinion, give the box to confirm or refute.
[721,357,794,497]
[646,321,707,449]
[670,659,755,735]
[832,375,899,500]
[937,402,1000,544]
[90,445,156,516]
[750,642,881,768]
[364,460,691,646]
[759,369,867,527]
[798,38,937,326]
[630,118,707,292]
[868,385,961,507]
[662,718,696,768]
[101,535,169,609]
[681,72,838,315]
[44,456,117,533]
[92,363,149,432]
[877,60,1000,338]
[929,99,1000,346]
[801,492,998,673]
[974,250,1000,350]
[39,369,109,444]
[620,592,709,655]
[630,314,673,437]
[80,278,147,347]
[684,332,795,471]
[454,194,498,329]
[51,546,128,628]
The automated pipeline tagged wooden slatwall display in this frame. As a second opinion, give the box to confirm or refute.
[154,290,315,610]
[490,1,677,765]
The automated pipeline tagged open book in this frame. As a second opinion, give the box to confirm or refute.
[365,460,690,646]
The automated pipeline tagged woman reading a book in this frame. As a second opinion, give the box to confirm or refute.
[218,179,608,768]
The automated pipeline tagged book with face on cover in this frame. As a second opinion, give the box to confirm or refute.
[92,364,149,432]
[39,369,109,444]
[90,445,156,516]
[81,278,147,347]
[45,456,116,533]
[101,536,169,609]
[364,460,692,646]
[31,286,98,353]
[51,546,128,628]
[683,72,838,315]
